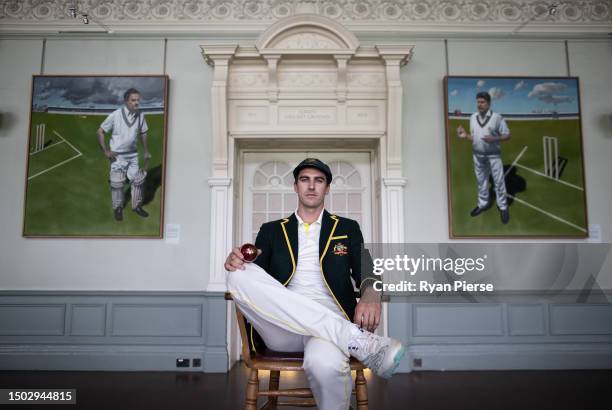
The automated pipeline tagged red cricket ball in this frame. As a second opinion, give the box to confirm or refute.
[240,243,258,262]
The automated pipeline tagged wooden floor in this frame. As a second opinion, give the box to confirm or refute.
[1,363,609,409]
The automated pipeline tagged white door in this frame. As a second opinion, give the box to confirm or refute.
[242,152,372,243]
[229,151,376,364]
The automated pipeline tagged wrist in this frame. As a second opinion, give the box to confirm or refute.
[361,285,381,302]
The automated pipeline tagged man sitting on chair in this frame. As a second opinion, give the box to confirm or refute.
[225,158,406,410]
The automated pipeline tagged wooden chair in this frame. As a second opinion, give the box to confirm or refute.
[225,292,368,409]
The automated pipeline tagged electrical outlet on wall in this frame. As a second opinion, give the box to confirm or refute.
[176,358,190,368]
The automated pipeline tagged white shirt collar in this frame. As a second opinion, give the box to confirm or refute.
[295,208,324,226]
[123,106,136,117]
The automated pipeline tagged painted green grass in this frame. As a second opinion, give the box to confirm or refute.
[447,118,587,237]
[28,141,78,177]
[24,112,165,236]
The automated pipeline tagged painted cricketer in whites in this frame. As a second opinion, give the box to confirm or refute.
[457,90,512,225]
[445,76,588,238]
[22,75,168,237]
[96,88,151,222]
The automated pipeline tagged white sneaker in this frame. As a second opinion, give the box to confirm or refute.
[347,327,406,379]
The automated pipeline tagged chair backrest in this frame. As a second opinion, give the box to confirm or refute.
[225,292,253,366]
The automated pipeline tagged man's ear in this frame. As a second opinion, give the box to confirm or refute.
[293,182,298,194]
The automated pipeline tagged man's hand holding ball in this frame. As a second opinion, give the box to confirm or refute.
[224,244,262,271]
[457,125,468,139]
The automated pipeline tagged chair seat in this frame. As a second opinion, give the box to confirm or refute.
[256,348,304,361]
[254,348,366,370]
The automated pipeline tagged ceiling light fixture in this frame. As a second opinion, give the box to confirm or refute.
[67,6,78,19]
[512,2,559,34]
[64,2,112,33]
[548,4,559,16]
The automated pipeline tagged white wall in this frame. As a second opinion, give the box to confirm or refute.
[401,39,448,241]
[44,39,165,74]
[0,36,610,291]
[0,40,43,253]
[447,39,568,76]
[0,38,213,290]
[567,40,612,242]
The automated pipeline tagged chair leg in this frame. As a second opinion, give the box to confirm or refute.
[355,369,368,410]
[266,370,280,410]
[245,368,259,410]
[260,370,280,410]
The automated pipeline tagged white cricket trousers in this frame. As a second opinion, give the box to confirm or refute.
[473,152,508,210]
[227,262,360,410]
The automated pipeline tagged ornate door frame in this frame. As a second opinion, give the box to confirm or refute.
[201,14,414,366]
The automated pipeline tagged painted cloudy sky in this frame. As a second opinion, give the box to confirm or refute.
[32,76,165,109]
[447,77,579,115]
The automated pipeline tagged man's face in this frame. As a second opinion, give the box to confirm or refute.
[294,168,329,209]
[126,93,140,112]
[476,97,490,113]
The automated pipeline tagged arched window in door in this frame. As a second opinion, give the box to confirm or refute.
[325,160,363,226]
[250,159,365,242]
[251,161,295,242]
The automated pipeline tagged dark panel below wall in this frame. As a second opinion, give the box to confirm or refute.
[0,291,228,372]
[389,294,612,372]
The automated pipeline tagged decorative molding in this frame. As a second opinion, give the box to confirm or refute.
[334,55,349,102]
[1,0,609,24]
[206,182,233,291]
[201,44,237,175]
[256,14,359,54]
[2,1,609,35]
[200,44,237,67]
[348,72,385,88]
[376,44,415,67]
[382,177,408,187]
[208,14,411,355]
[201,45,236,293]
[378,45,413,179]
[207,177,232,187]
[277,72,337,88]
[229,72,268,89]
[265,55,280,102]
[274,31,341,49]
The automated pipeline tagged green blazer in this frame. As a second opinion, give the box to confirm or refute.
[247,209,374,353]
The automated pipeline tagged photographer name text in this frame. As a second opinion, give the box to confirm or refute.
[373,280,494,293]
